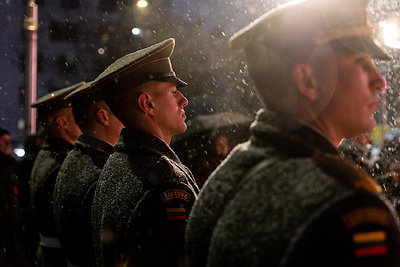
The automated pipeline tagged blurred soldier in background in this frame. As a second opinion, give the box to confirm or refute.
[0,127,21,266]
[92,38,199,267]
[30,83,83,267]
[171,112,252,188]
[53,81,123,267]
[0,128,12,155]
[185,0,400,266]
[17,130,45,266]
[172,129,250,188]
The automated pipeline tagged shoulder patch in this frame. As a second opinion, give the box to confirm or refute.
[342,207,392,230]
[161,189,191,202]
[166,207,186,220]
[353,230,387,257]
[342,207,392,258]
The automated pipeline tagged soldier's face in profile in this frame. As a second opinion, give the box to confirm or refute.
[317,50,384,138]
[151,81,189,138]
[0,133,11,155]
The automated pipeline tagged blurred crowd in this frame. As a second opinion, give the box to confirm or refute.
[0,128,44,266]
[339,131,400,216]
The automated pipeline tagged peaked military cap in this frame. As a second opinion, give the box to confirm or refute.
[92,38,187,90]
[31,82,86,113]
[229,0,390,60]
[64,80,104,104]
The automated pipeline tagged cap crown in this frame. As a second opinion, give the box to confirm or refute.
[229,0,389,60]
[92,38,186,89]
[31,82,85,112]
[64,80,105,106]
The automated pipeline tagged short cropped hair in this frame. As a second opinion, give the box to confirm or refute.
[37,109,63,128]
[245,40,352,114]
[102,80,153,126]
[0,127,10,137]
[244,42,299,114]
[72,100,108,133]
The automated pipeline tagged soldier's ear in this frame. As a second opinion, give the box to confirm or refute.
[97,108,110,126]
[55,116,67,129]
[137,92,155,115]
[292,64,318,101]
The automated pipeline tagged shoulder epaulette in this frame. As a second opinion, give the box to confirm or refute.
[312,151,381,194]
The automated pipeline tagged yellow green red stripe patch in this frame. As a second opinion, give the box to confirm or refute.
[353,231,387,257]
[166,207,186,221]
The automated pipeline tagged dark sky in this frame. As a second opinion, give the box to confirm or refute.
[0,1,25,143]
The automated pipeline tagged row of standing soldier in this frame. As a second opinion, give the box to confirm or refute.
[28,38,199,267]
[5,0,400,266]
[0,128,21,266]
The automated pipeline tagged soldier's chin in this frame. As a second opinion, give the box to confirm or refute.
[362,117,375,133]
[180,123,188,133]
[346,118,375,139]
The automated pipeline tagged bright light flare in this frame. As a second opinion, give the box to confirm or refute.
[137,0,148,8]
[131,27,142,36]
[380,20,400,49]
[14,148,25,157]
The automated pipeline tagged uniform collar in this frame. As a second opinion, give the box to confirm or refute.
[115,128,180,162]
[251,109,339,157]
[42,136,75,152]
[75,134,115,156]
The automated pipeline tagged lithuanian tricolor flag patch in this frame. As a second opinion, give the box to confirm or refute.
[166,207,186,221]
[353,231,387,257]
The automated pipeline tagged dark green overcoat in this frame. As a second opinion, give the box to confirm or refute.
[185,109,400,267]
[30,137,73,267]
[92,128,199,267]
[53,134,114,267]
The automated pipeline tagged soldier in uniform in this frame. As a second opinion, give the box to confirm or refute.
[53,81,124,267]
[17,130,45,266]
[91,38,199,267]
[0,128,21,266]
[185,0,400,266]
[30,83,83,267]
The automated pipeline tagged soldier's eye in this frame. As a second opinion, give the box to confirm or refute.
[355,57,373,69]
[355,57,367,64]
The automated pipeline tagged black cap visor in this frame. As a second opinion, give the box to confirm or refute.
[332,36,391,60]
[147,72,188,87]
